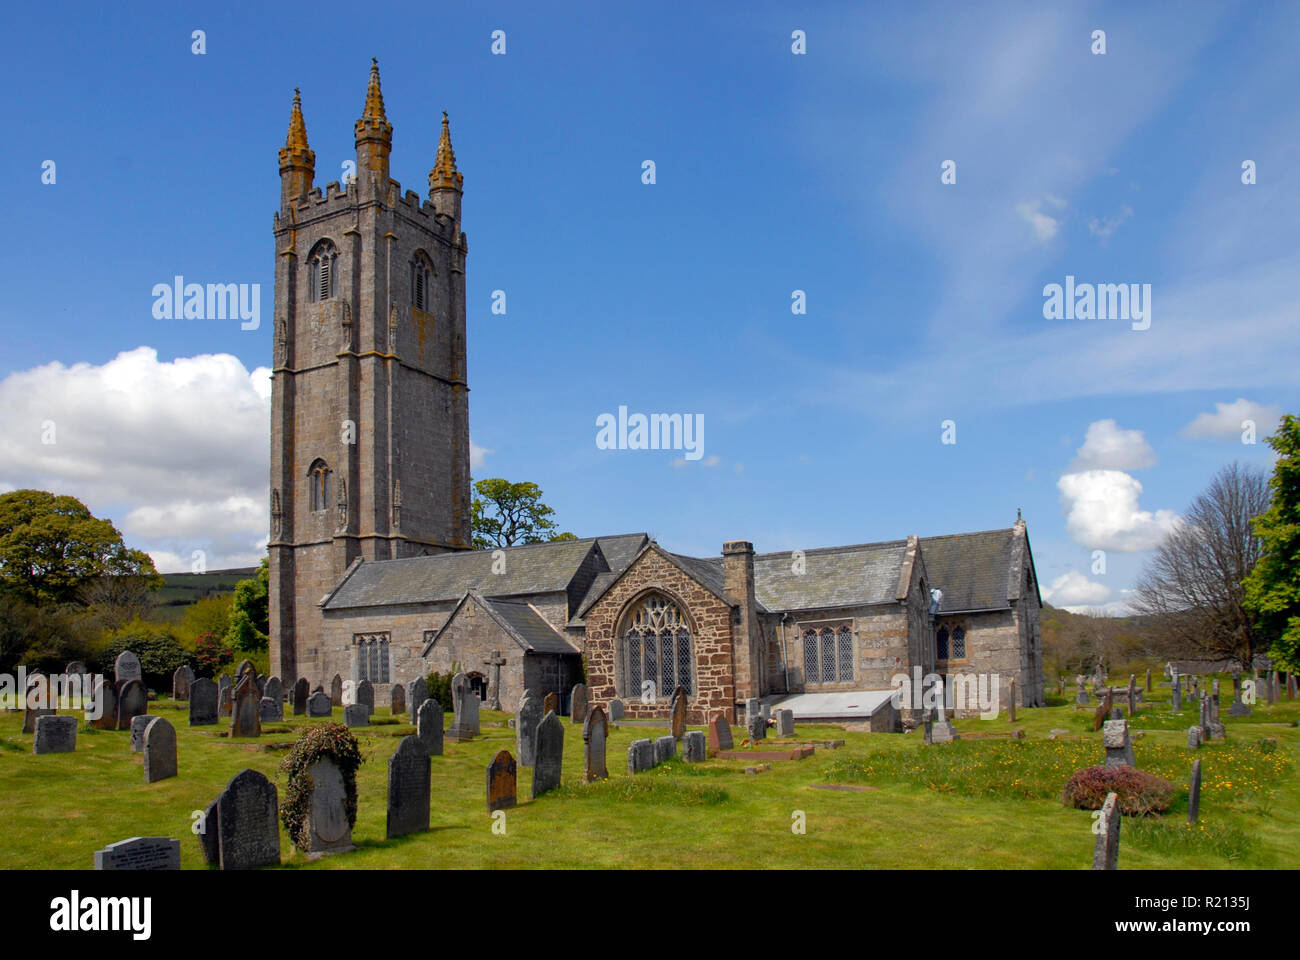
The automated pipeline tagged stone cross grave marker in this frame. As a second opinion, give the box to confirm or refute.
[94,837,180,871]
[386,735,431,839]
[483,651,507,710]
[214,769,280,870]
[486,749,517,812]
[417,698,444,756]
[516,694,541,766]
[583,705,609,782]
[570,682,589,724]
[189,678,217,726]
[1091,791,1121,870]
[532,710,564,798]
[708,712,733,752]
[33,715,77,754]
[143,717,177,783]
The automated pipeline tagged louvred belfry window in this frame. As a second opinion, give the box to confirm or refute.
[620,594,693,699]
[308,241,337,302]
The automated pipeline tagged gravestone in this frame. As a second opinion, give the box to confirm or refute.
[930,684,956,743]
[114,650,142,687]
[305,758,352,854]
[1187,726,1202,748]
[747,714,766,742]
[219,675,234,718]
[570,683,588,723]
[923,720,934,745]
[1008,678,1016,723]
[356,679,374,715]
[1187,759,1202,824]
[330,674,343,707]
[532,710,564,798]
[628,738,655,774]
[745,698,761,726]
[1145,668,1151,693]
[1171,668,1182,712]
[1103,719,1136,768]
[1091,792,1121,870]
[390,684,406,717]
[486,749,517,812]
[516,695,541,766]
[608,697,625,721]
[654,735,676,763]
[214,768,280,870]
[776,708,794,736]
[343,704,370,727]
[669,685,687,739]
[386,735,431,839]
[33,715,77,754]
[542,691,558,716]
[130,714,157,752]
[260,697,281,722]
[1288,674,1297,700]
[708,712,733,752]
[264,676,283,707]
[198,799,219,867]
[448,672,480,739]
[408,677,428,724]
[307,691,332,717]
[230,674,261,738]
[143,717,177,783]
[234,659,255,684]
[292,678,310,715]
[682,730,706,762]
[116,679,147,731]
[583,705,609,782]
[189,677,218,726]
[417,698,444,756]
[1075,677,1089,707]
[172,665,194,701]
[94,836,180,871]
[1227,670,1251,717]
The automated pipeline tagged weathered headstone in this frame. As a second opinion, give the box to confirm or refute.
[94,836,180,871]
[682,730,706,762]
[747,714,766,742]
[1008,678,1017,723]
[390,683,406,717]
[654,735,676,763]
[172,665,194,701]
[744,698,761,726]
[776,708,794,736]
[1228,670,1251,717]
[627,738,655,773]
[130,714,157,752]
[1187,726,1203,748]
[307,691,332,717]
[116,679,147,731]
[1091,792,1121,870]
[1103,719,1136,768]
[114,650,142,687]
[260,697,281,722]
[448,672,480,739]
[218,674,234,718]
[230,674,261,738]
[22,686,55,733]
[1288,673,1297,700]
[304,758,352,855]
[542,691,558,716]
[532,710,564,798]
[292,677,310,715]
[486,749,517,812]
[1171,667,1182,712]
[343,703,370,727]
[583,705,609,781]
[355,679,374,715]
[188,677,217,726]
[386,735,430,839]
[33,714,77,754]
[516,694,541,766]
[1075,677,1089,707]
[1187,758,1202,824]
[669,685,687,739]
[330,674,343,706]
[214,769,280,870]
[233,659,254,683]
[708,712,733,752]
[143,717,177,783]
[570,682,589,723]
[263,675,283,707]
[607,697,625,721]
[417,698,444,755]
[408,677,428,723]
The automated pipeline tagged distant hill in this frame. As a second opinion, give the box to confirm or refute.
[156,568,257,610]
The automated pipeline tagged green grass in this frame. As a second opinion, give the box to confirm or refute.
[1,696,1297,869]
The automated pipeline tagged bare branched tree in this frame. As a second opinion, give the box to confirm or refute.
[77,575,158,633]
[1131,462,1268,663]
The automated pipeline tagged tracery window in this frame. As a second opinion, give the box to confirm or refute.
[308,241,337,302]
[803,625,854,684]
[410,253,433,312]
[620,594,692,699]
[354,633,389,683]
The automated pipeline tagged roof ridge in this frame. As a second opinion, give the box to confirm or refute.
[752,539,909,560]
[919,527,1014,542]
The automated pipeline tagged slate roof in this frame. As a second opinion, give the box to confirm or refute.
[920,529,1022,613]
[753,541,909,612]
[419,592,580,658]
[322,533,647,611]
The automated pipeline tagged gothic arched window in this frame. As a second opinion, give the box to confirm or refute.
[308,241,337,302]
[620,594,692,699]
[354,633,390,683]
[308,459,330,512]
[410,252,433,312]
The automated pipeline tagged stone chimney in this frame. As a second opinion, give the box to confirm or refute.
[723,541,763,704]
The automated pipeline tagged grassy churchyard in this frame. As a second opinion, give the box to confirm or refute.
[1,679,1296,870]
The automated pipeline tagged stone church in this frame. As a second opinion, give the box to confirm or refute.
[269,63,1046,727]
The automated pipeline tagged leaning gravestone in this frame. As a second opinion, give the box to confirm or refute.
[260,697,281,722]
[448,672,480,739]
[628,738,655,774]
[1187,759,1202,824]
[116,679,147,731]
[776,708,795,736]
[408,677,428,724]
[33,715,77,754]
[669,685,687,739]
[330,674,343,706]
[94,836,180,871]
[1103,719,1136,768]
[114,650,142,687]
[608,697,625,720]
[1091,791,1121,870]
[307,691,332,717]
[390,684,406,717]
[532,711,564,798]
[682,730,706,762]
[189,678,218,726]
[143,717,177,783]
[570,683,589,723]
[292,678,310,715]
[487,749,517,812]
[214,769,280,870]
[387,735,430,838]
[356,679,374,715]
[230,674,262,738]
[304,758,353,855]
[654,735,676,763]
[516,694,542,766]
[172,665,194,701]
[130,714,157,752]
[343,704,370,727]
[417,698,444,756]
[582,705,609,782]
[708,712,733,752]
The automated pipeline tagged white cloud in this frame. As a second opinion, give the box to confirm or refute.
[1068,419,1157,472]
[1057,469,1180,552]
[470,442,490,468]
[1015,197,1064,243]
[1042,570,1111,606]
[1086,205,1133,244]
[1181,398,1281,440]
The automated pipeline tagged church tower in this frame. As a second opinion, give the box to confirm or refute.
[269,61,472,685]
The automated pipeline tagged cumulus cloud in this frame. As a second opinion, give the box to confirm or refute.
[1057,469,1180,552]
[1042,570,1112,606]
[1181,398,1281,440]
[1015,196,1066,243]
[1068,419,1157,472]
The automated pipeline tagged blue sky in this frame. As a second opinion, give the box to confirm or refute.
[1,0,1295,613]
